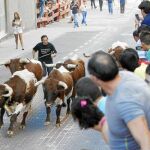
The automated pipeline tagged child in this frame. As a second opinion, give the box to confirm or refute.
[72,77,108,143]
[140,31,150,61]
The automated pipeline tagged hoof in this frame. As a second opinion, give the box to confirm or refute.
[56,123,61,128]
[20,124,26,130]
[7,130,14,137]
[44,121,50,126]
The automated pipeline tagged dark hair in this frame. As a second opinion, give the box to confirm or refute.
[137,25,150,34]
[133,30,139,37]
[119,48,139,72]
[71,97,104,129]
[146,64,150,75]
[138,1,150,14]
[75,77,102,101]
[140,32,150,45]
[88,51,119,81]
[41,35,48,41]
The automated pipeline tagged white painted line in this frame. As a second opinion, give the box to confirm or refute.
[74,49,79,52]
[84,42,88,45]
[69,52,73,56]
[63,56,68,60]
[88,40,92,42]
[79,45,84,48]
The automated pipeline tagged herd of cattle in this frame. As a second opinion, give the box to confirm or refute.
[0,55,85,136]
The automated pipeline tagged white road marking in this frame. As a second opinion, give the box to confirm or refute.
[74,49,79,52]
[69,52,73,56]
[63,56,68,60]
[84,42,88,45]
[79,45,84,48]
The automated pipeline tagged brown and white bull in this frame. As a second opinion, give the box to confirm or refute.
[45,55,85,97]
[37,66,74,126]
[3,58,43,81]
[0,69,38,136]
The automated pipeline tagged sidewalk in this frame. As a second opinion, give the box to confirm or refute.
[0,0,139,64]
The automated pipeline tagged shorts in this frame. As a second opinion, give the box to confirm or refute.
[13,26,23,34]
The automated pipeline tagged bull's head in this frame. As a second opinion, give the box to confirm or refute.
[4,58,30,74]
[43,78,68,107]
[0,84,13,107]
[45,62,78,72]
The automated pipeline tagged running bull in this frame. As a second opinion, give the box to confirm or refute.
[0,69,39,136]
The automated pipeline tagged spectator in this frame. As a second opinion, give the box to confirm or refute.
[70,1,79,28]
[140,31,150,61]
[138,1,150,26]
[120,0,126,14]
[90,0,97,9]
[12,12,24,50]
[76,77,107,114]
[71,97,108,143]
[99,0,103,11]
[119,48,140,72]
[107,0,113,14]
[145,64,150,86]
[80,0,87,26]
[39,0,45,19]
[32,35,57,76]
[88,51,150,150]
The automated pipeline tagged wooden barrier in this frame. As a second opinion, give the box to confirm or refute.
[36,0,71,28]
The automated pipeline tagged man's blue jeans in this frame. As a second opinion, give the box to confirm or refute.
[73,14,79,28]
[39,0,45,18]
[108,2,113,14]
[82,11,87,25]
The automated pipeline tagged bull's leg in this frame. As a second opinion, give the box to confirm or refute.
[0,108,5,128]
[20,111,28,129]
[56,105,62,127]
[44,102,51,126]
[7,114,17,136]
[66,98,71,115]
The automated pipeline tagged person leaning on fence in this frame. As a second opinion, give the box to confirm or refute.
[32,35,57,76]
[88,50,150,150]
[12,12,24,50]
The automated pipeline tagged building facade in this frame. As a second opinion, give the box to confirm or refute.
[0,0,37,39]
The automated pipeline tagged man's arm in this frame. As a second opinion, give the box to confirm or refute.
[32,49,36,59]
[127,116,150,150]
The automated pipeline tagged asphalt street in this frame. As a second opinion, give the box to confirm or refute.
[0,1,140,150]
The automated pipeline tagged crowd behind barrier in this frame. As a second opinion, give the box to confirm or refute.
[36,0,71,28]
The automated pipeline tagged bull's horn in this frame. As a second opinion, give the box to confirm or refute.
[83,53,91,57]
[45,64,56,67]
[58,81,68,90]
[35,77,47,87]
[1,60,11,65]
[19,58,30,63]
[3,84,13,97]
[109,51,115,55]
[67,64,77,69]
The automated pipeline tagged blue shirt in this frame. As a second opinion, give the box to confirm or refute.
[106,71,150,150]
[108,0,113,3]
[97,97,107,114]
[141,13,150,26]
[120,0,125,4]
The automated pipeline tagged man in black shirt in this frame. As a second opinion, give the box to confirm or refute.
[33,35,57,76]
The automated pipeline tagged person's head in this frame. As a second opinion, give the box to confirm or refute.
[119,48,139,72]
[88,51,119,86]
[145,64,150,86]
[140,31,150,51]
[71,97,104,129]
[14,12,20,20]
[137,24,150,35]
[75,77,102,101]
[133,30,139,42]
[138,1,150,17]
[41,35,49,45]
